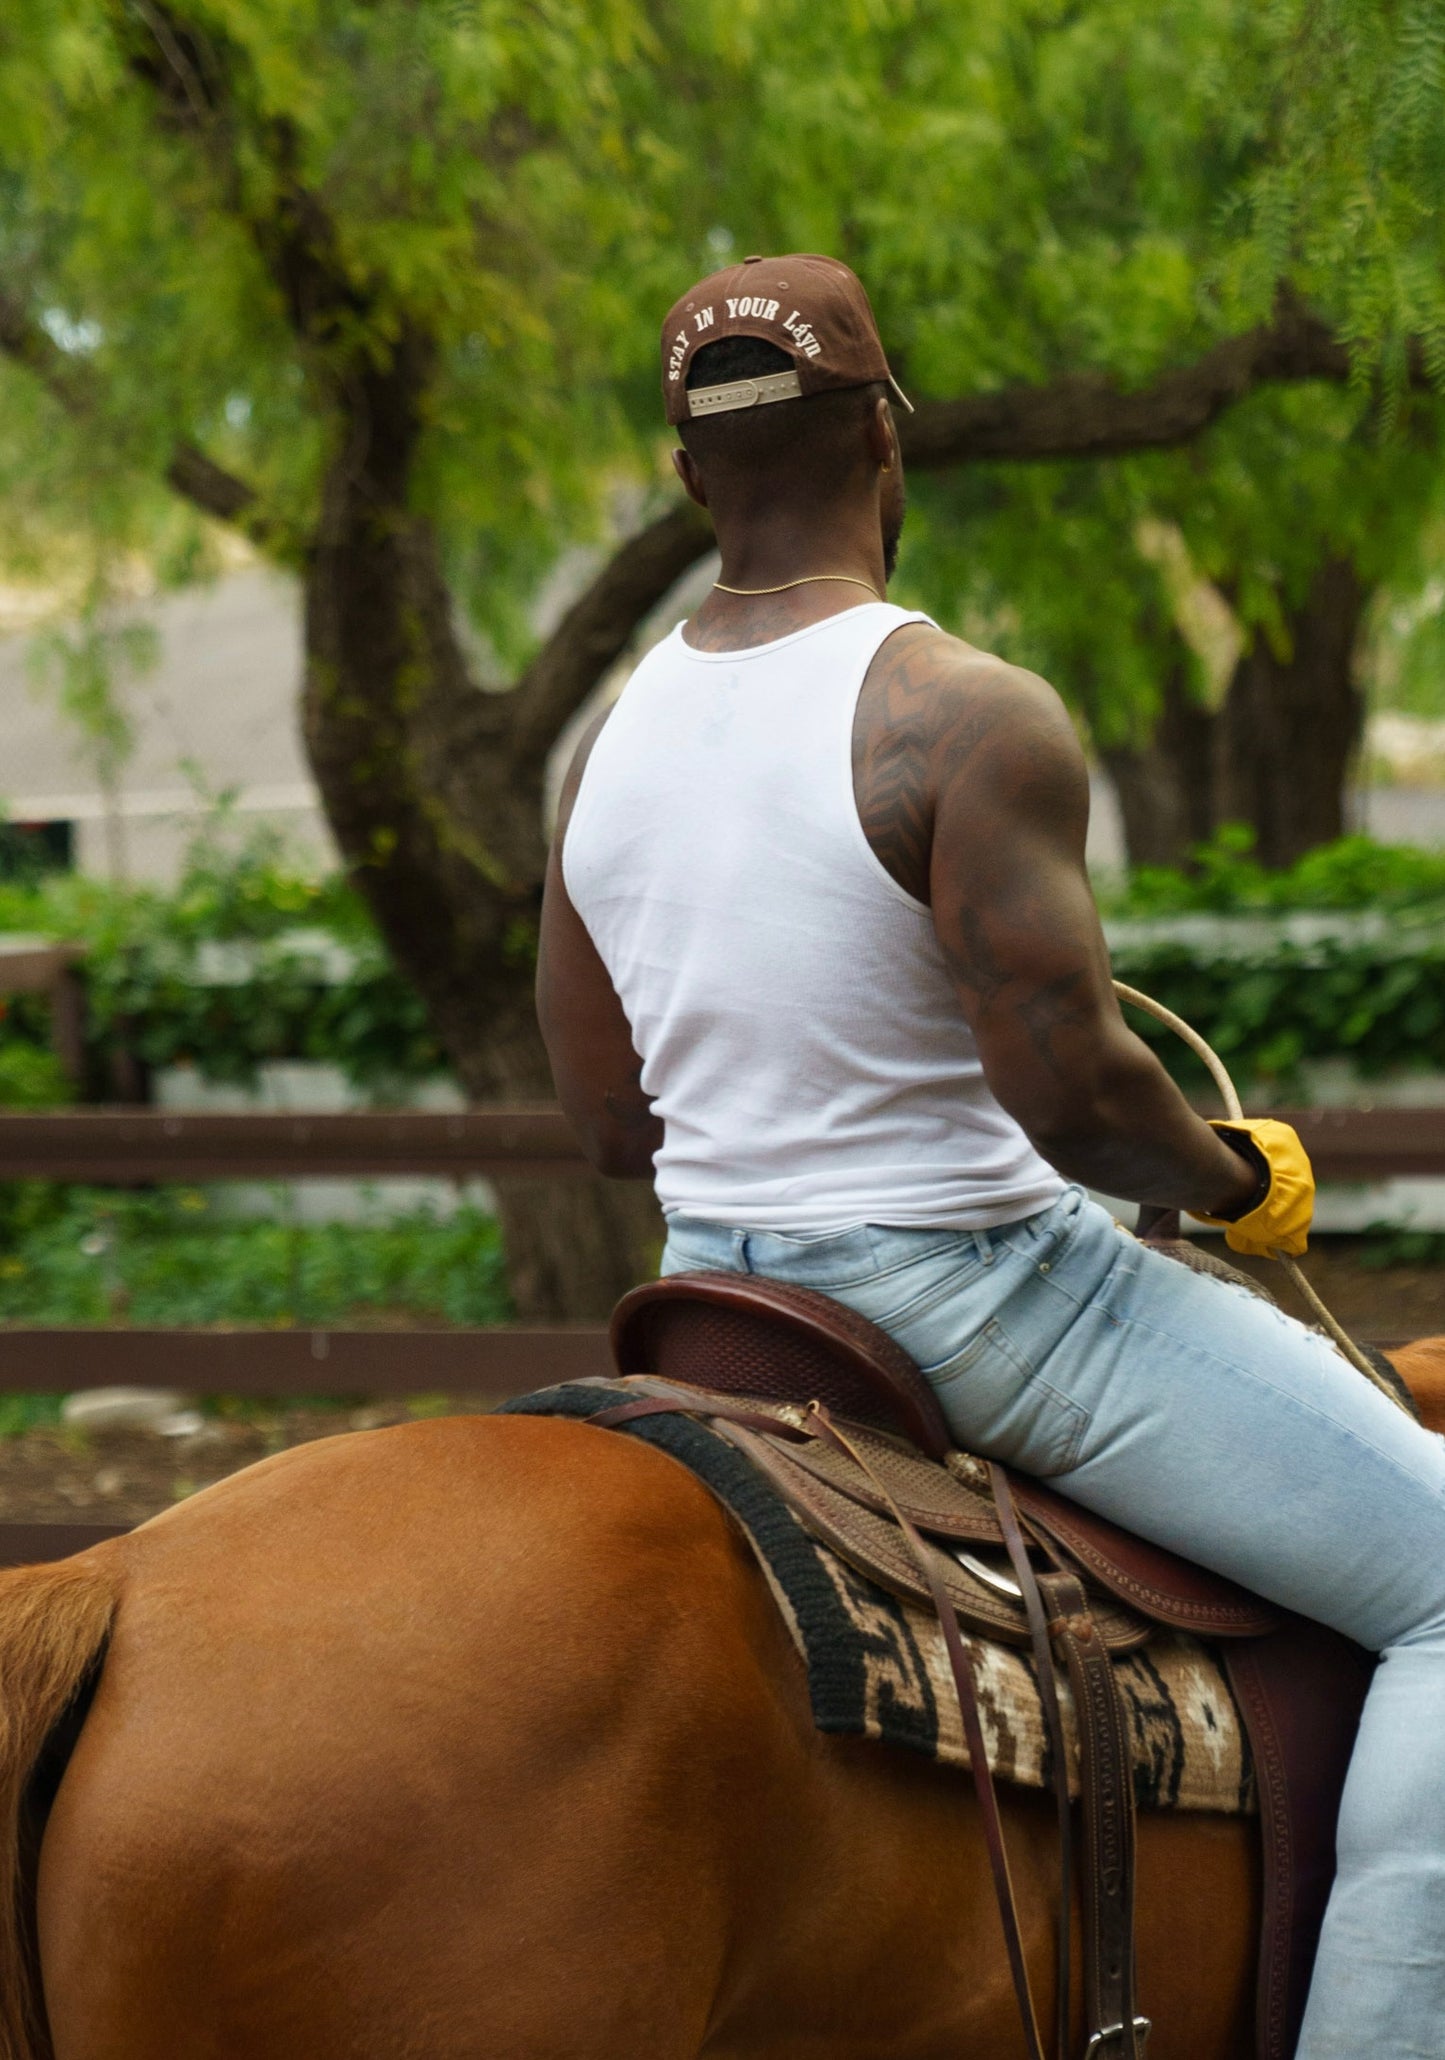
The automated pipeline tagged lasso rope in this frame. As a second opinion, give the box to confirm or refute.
[1112,980,1406,1409]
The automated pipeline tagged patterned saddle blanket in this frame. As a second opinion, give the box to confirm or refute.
[502,1378,1254,1815]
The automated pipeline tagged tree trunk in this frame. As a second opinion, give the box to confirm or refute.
[1100,562,1367,872]
[1216,557,1366,867]
[1100,661,1219,867]
[299,333,662,1319]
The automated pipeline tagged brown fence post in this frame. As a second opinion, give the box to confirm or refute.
[49,962,88,1091]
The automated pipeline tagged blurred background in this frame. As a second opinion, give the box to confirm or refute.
[3,0,1445,1518]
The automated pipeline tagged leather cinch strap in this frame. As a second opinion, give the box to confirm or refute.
[1042,1567,1147,2060]
[991,1464,1148,2060]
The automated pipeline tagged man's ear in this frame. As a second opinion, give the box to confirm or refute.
[867,394,898,472]
[671,446,709,508]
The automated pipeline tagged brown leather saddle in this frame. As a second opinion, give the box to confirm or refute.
[604,1270,1372,2060]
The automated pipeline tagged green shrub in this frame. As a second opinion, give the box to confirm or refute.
[0,1187,511,1328]
[0,1039,72,1109]
[1100,831,1445,1090]
[11,823,1445,1105]
[1105,827,1445,916]
[1110,937,1445,1090]
[0,820,447,1093]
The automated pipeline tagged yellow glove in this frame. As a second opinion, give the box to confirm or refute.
[1194,1118,1314,1256]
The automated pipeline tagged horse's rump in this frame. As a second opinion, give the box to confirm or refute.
[27,1416,853,2059]
[8,1412,1259,2059]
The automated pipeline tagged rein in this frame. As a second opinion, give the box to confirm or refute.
[1112,981,1406,1411]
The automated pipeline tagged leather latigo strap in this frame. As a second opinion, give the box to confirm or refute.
[991,1462,1149,2060]
[1042,1568,1148,2060]
[803,1407,1051,2060]
[586,1393,794,1440]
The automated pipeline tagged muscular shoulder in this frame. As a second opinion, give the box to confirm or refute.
[852,624,1085,904]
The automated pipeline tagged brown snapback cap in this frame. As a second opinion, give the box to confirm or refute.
[661,252,912,426]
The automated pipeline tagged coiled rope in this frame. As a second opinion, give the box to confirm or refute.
[1112,980,1406,1409]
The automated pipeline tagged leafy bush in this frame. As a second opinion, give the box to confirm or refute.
[1356,1226,1445,1269]
[1105,827,1445,916]
[10,823,1445,1105]
[0,1187,510,1328]
[1110,934,1445,1090]
[0,1038,72,1109]
[0,819,448,1095]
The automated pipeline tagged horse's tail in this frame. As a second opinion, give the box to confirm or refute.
[0,1553,119,2060]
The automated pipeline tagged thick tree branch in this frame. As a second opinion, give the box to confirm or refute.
[158,442,256,526]
[897,303,1366,466]
[508,501,714,771]
[123,3,376,357]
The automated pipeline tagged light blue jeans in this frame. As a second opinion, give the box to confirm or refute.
[662,1187,1445,2057]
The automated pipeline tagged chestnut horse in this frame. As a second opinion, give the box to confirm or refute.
[1,1342,1441,2060]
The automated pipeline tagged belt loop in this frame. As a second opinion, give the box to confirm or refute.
[973,1229,993,1266]
[736,1231,754,1275]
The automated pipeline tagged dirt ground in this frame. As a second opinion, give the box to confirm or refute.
[1,1243,1442,1529]
[0,1396,499,1527]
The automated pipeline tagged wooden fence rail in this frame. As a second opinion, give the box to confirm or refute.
[0,1106,588,1181]
[5,1103,1445,1183]
[0,1105,604,1562]
[0,1326,611,1394]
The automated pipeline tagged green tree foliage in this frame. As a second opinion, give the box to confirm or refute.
[0,0,1439,649]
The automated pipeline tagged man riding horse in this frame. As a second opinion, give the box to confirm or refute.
[537,254,1445,2059]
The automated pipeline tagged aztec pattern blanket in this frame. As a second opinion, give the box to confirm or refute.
[502,1380,1255,1816]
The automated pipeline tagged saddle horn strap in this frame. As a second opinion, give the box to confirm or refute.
[800,1404,1049,2060]
[990,1463,1073,2060]
[1041,1570,1147,2060]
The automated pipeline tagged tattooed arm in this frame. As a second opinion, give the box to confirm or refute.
[536,715,663,1178]
[854,628,1257,1215]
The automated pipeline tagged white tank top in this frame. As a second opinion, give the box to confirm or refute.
[562,602,1065,1231]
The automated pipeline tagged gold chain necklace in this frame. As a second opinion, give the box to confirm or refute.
[713,572,882,600]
